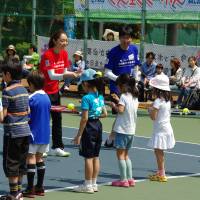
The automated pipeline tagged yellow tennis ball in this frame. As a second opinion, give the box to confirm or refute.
[96,71,103,77]
[67,103,75,110]
[182,108,189,114]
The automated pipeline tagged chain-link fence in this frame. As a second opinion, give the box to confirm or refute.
[0,0,200,63]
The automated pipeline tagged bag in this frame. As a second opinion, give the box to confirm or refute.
[182,89,200,110]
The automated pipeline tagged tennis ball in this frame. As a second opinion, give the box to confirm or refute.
[182,108,190,115]
[96,71,103,77]
[67,103,75,110]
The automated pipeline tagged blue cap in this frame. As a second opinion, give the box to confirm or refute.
[78,68,97,84]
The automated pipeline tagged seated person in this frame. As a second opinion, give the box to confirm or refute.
[176,56,200,108]
[155,63,164,75]
[23,44,40,71]
[138,52,157,101]
[60,50,85,94]
[169,58,183,90]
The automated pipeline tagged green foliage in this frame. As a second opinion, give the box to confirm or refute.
[15,42,30,59]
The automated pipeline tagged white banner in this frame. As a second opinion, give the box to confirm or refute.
[37,36,200,74]
[74,0,200,12]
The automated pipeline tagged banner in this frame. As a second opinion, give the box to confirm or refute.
[74,0,200,22]
[37,36,200,73]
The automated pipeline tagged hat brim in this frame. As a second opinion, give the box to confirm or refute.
[149,82,170,92]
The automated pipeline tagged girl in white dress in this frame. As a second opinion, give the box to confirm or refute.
[148,74,175,182]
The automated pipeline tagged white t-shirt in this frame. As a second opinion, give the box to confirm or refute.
[113,93,138,135]
[153,98,173,135]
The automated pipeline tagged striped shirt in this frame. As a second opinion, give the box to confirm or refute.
[2,80,31,138]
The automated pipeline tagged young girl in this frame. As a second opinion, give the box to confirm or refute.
[110,74,139,187]
[148,74,175,182]
[73,68,107,193]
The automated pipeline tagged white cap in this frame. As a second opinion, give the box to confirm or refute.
[149,74,170,91]
[73,50,83,58]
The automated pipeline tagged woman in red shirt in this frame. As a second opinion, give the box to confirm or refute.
[40,30,79,157]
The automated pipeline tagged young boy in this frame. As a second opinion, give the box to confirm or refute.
[1,62,31,200]
[23,71,51,198]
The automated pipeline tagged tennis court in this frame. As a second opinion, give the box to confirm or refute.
[0,97,200,200]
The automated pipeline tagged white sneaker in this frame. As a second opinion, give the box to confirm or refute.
[73,184,94,194]
[16,193,24,200]
[51,148,70,157]
[92,184,98,192]
[43,153,48,158]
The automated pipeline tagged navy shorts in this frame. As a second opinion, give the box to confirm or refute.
[79,119,102,158]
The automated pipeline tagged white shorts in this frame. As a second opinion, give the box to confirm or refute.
[28,144,49,154]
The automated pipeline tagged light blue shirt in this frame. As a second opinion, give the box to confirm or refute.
[81,92,105,119]
[141,61,157,81]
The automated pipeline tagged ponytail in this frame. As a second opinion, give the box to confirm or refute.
[48,30,66,48]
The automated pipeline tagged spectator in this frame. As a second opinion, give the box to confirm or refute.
[23,44,40,71]
[3,45,20,64]
[138,52,157,101]
[176,56,200,108]
[169,58,183,90]
[103,29,119,41]
[155,64,164,75]
[59,50,85,94]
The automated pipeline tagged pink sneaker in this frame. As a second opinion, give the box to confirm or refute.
[128,179,136,187]
[112,180,129,187]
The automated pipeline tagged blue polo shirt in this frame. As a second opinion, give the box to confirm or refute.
[105,44,140,94]
[141,61,157,81]
[29,90,51,144]
[2,80,31,138]
[81,92,105,119]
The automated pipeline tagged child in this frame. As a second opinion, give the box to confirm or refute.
[109,74,139,187]
[73,68,107,193]
[148,74,175,182]
[155,64,164,75]
[23,71,51,198]
[1,62,31,200]
[59,50,85,94]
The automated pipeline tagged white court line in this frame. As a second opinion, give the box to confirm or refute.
[0,125,200,146]
[62,125,200,146]
[45,172,200,193]
[62,136,200,158]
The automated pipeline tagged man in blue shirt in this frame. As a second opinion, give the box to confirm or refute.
[104,25,140,147]
[105,25,140,97]
[138,52,157,101]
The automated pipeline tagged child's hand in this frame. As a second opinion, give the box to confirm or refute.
[111,94,119,102]
[109,132,115,140]
[108,102,116,108]
[148,107,153,113]
[73,135,81,145]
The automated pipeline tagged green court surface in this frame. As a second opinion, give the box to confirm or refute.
[36,97,200,200]
[0,97,199,200]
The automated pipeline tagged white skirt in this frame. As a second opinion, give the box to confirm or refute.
[148,123,175,150]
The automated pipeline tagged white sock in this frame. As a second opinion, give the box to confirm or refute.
[85,180,92,186]
[92,178,97,185]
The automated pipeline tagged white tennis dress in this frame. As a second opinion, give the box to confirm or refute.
[148,98,175,150]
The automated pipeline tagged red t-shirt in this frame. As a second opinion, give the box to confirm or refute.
[40,48,70,94]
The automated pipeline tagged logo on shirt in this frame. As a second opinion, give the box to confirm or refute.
[128,54,135,61]
[45,60,50,67]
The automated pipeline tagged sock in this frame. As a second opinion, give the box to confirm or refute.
[159,169,166,176]
[18,181,22,193]
[36,162,46,188]
[92,178,97,185]
[84,180,92,187]
[27,164,36,189]
[118,160,127,181]
[9,182,18,196]
[126,158,133,180]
